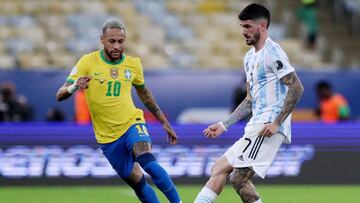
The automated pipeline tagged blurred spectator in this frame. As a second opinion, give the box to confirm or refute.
[74,89,91,125]
[0,81,32,121]
[297,0,318,50]
[315,80,351,122]
[46,107,66,122]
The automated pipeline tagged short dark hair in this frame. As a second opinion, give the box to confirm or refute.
[238,3,270,28]
[316,80,331,90]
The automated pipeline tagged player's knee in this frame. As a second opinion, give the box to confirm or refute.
[210,161,224,177]
[133,142,152,157]
[229,172,245,189]
[229,168,254,190]
[210,164,217,176]
[230,168,260,203]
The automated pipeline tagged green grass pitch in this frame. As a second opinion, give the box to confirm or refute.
[1,185,359,203]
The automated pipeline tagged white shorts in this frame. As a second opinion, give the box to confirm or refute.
[224,123,285,178]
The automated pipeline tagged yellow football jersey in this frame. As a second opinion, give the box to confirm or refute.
[66,50,146,143]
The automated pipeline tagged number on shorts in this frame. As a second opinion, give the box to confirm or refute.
[242,138,252,153]
[135,125,149,136]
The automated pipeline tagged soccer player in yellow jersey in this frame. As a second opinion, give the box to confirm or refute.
[56,19,181,203]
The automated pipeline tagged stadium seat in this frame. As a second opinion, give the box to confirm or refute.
[0,0,357,70]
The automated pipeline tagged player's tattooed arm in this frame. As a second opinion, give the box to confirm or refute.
[223,83,252,129]
[135,85,178,144]
[56,82,73,101]
[135,85,165,123]
[275,71,304,125]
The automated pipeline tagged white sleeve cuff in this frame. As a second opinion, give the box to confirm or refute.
[67,81,79,94]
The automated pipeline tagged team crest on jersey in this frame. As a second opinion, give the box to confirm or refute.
[124,69,132,80]
[110,68,118,79]
[275,60,283,70]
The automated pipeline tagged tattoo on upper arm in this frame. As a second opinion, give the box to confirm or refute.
[223,83,252,128]
[281,71,296,85]
[275,72,304,125]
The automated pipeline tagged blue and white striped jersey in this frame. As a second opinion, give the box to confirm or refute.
[244,37,294,143]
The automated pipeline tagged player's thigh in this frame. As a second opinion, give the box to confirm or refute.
[100,137,134,179]
[210,155,233,177]
[230,167,255,184]
[125,123,153,157]
[133,141,152,157]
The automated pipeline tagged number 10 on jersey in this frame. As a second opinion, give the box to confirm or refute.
[106,81,121,97]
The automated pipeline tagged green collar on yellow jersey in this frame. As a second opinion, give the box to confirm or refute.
[100,50,125,65]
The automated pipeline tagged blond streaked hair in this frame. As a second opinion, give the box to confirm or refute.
[102,19,126,34]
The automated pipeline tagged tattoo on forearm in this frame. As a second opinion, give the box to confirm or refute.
[223,97,252,128]
[230,168,259,203]
[275,72,304,125]
[137,87,166,123]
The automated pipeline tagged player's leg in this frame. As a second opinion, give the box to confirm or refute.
[100,133,159,203]
[123,163,160,203]
[133,141,181,203]
[228,124,285,203]
[229,167,261,203]
[194,156,233,203]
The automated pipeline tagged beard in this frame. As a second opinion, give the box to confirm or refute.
[105,49,123,61]
[245,31,260,46]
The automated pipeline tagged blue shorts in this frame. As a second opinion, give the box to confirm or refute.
[100,123,152,179]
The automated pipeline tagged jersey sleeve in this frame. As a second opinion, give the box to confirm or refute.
[266,47,295,79]
[132,57,145,87]
[66,56,88,84]
[243,52,251,83]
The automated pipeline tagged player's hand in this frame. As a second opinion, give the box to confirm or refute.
[203,122,226,138]
[163,122,178,145]
[76,76,92,89]
[259,122,279,137]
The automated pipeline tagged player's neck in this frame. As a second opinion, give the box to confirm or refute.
[254,33,268,53]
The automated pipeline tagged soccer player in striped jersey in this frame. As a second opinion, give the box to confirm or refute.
[194,4,304,203]
[56,19,181,203]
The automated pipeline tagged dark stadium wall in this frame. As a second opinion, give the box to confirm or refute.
[0,69,359,121]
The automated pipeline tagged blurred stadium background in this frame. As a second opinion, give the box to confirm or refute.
[0,0,359,202]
